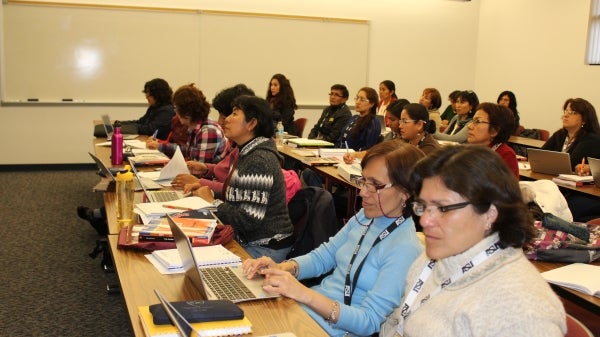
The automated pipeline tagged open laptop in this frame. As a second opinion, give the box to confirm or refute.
[588,157,600,188]
[101,114,138,140]
[128,158,185,202]
[88,152,162,191]
[527,148,573,175]
[153,288,194,337]
[167,215,279,303]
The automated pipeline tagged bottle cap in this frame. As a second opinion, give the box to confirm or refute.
[116,165,134,181]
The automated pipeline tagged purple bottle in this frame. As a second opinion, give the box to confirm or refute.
[111,126,123,165]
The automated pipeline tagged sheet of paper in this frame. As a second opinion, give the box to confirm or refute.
[95,139,147,148]
[134,196,214,216]
[158,146,190,181]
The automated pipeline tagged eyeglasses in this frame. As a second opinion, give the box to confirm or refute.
[354,96,370,103]
[471,118,490,125]
[563,109,578,115]
[400,119,416,125]
[329,92,344,98]
[353,177,393,193]
[411,200,471,217]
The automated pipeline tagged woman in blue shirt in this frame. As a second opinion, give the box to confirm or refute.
[243,141,424,336]
[336,87,382,151]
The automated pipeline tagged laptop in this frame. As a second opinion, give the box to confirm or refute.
[101,114,138,140]
[527,148,573,175]
[588,157,600,187]
[375,115,386,130]
[88,152,162,191]
[128,158,185,203]
[167,215,279,303]
[153,288,194,337]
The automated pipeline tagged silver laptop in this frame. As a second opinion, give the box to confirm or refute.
[101,114,138,140]
[375,115,386,130]
[588,157,600,188]
[128,158,185,202]
[167,215,279,303]
[88,152,162,191]
[153,289,194,337]
[527,148,573,175]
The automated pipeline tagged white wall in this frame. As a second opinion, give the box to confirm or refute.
[0,0,596,164]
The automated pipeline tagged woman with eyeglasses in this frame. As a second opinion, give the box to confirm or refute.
[243,141,424,337]
[335,87,382,150]
[467,103,519,179]
[377,80,398,116]
[541,98,600,222]
[399,103,440,155]
[433,90,479,143]
[380,145,566,337]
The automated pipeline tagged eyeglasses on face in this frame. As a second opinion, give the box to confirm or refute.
[353,177,394,193]
[329,92,344,98]
[563,109,578,115]
[471,118,490,125]
[411,200,471,217]
[354,96,370,103]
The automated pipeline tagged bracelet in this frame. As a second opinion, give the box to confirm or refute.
[283,259,298,278]
[325,301,339,323]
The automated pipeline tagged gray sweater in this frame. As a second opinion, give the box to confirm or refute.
[216,137,293,244]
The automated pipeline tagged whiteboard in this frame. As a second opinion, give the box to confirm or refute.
[1,3,369,104]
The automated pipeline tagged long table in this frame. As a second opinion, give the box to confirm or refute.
[519,169,600,198]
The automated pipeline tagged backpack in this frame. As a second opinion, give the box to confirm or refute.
[286,187,339,259]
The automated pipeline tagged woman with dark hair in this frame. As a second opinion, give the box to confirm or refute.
[497,90,520,134]
[117,78,175,139]
[433,90,479,143]
[377,80,398,115]
[440,89,460,129]
[399,103,440,155]
[542,97,600,221]
[336,87,382,150]
[146,84,226,164]
[267,73,298,136]
[244,141,424,336]
[467,102,519,179]
[419,88,442,128]
[380,145,566,337]
[172,84,255,196]
[191,95,294,262]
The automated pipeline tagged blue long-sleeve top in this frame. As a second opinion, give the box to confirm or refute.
[294,209,423,336]
[335,115,381,151]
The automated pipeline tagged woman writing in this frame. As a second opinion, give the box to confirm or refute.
[244,141,424,336]
[189,95,294,262]
[380,145,565,337]
[146,84,226,164]
[267,73,298,136]
[467,102,519,179]
[433,90,478,143]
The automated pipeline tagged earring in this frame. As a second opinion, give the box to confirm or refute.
[484,223,492,230]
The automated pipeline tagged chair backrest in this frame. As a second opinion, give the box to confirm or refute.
[294,118,308,138]
[286,186,339,259]
[565,314,594,337]
[537,129,550,141]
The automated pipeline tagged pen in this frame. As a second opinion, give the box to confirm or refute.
[163,205,194,211]
[580,157,586,175]
[344,141,350,153]
[152,129,158,140]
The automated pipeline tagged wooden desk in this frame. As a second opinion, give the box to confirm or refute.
[107,235,327,337]
[519,169,600,198]
[531,260,600,315]
[509,135,545,149]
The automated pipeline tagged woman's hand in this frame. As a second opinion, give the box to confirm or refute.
[242,256,277,279]
[576,163,590,176]
[260,268,307,301]
[183,182,201,194]
[173,174,199,189]
[192,185,214,203]
[146,138,159,149]
[343,153,354,164]
[187,161,208,176]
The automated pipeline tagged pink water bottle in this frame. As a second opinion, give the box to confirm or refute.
[111,126,123,165]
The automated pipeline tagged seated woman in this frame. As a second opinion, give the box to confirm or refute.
[146,84,226,164]
[439,90,460,130]
[433,90,478,143]
[380,145,566,337]
[542,97,600,221]
[243,141,425,336]
[398,103,440,155]
[190,95,294,262]
[377,80,398,116]
[418,88,442,129]
[497,90,521,135]
[267,73,298,136]
[467,102,519,179]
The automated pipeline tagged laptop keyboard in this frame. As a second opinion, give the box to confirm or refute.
[202,267,256,301]
[151,190,180,202]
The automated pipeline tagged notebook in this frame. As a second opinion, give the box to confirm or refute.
[147,289,252,337]
[588,157,600,187]
[129,158,185,203]
[88,152,162,191]
[527,148,573,175]
[167,215,280,303]
[101,114,138,140]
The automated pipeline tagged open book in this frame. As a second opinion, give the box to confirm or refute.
[541,263,600,297]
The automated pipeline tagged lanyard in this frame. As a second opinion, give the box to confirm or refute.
[394,241,501,336]
[343,216,406,305]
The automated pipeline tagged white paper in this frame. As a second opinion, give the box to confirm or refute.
[134,196,214,216]
[158,146,190,181]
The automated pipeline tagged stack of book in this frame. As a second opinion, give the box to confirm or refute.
[149,244,241,271]
[551,174,593,187]
[285,138,334,148]
[136,209,219,245]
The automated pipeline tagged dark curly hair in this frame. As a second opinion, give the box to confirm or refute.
[172,84,210,123]
[143,78,173,106]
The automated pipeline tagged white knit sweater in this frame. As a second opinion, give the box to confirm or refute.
[380,233,566,337]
